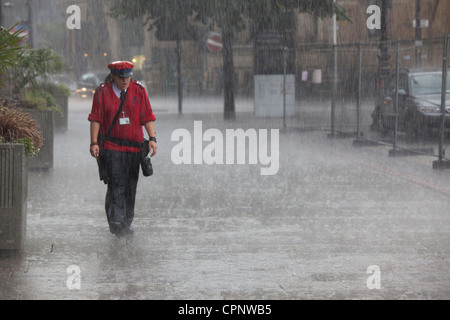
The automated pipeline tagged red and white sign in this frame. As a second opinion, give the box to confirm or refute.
[206,32,223,53]
[9,25,29,44]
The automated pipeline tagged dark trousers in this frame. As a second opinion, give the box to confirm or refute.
[104,150,140,232]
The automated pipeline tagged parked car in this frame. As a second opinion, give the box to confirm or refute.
[75,72,103,98]
[371,69,450,138]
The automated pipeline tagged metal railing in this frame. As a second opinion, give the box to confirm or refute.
[288,36,449,169]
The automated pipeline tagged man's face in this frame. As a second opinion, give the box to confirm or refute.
[112,74,131,91]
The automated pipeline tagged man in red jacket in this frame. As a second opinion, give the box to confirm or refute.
[88,61,157,237]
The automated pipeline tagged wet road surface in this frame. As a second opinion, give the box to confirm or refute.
[1,96,449,300]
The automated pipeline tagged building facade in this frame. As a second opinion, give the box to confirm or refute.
[2,0,449,98]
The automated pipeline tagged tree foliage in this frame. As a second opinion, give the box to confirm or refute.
[111,0,348,34]
[111,0,349,120]
[0,24,28,87]
[110,0,198,39]
[10,47,64,94]
[111,0,199,114]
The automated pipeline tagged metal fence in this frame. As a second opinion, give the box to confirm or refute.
[286,35,450,169]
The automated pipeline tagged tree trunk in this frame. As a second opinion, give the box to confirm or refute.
[102,1,121,62]
[222,30,235,121]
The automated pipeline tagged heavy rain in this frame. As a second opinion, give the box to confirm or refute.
[0,0,449,304]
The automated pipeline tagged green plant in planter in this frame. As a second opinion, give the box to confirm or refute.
[20,89,62,116]
[10,47,64,94]
[6,47,65,115]
[0,103,43,158]
[0,24,28,87]
[37,82,71,98]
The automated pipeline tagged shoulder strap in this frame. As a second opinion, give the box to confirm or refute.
[133,80,146,89]
[100,90,128,149]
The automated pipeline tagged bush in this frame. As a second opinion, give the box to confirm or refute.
[0,101,43,158]
[19,89,62,116]
[37,81,71,97]
[21,89,54,108]
[10,47,64,94]
[0,24,27,88]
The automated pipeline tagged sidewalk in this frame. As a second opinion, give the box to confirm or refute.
[0,96,449,300]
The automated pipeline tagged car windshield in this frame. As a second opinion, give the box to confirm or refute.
[410,72,450,95]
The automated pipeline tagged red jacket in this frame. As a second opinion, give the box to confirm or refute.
[88,81,156,153]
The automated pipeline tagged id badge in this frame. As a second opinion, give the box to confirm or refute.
[119,117,130,125]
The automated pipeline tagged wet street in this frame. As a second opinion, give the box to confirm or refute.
[1,96,449,300]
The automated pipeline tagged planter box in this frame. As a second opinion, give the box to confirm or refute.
[0,144,28,250]
[26,109,54,170]
[54,95,69,133]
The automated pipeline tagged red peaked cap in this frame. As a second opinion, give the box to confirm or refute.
[108,61,134,78]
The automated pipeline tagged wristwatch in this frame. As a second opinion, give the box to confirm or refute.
[149,137,157,143]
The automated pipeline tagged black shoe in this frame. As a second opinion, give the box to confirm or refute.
[123,225,134,235]
[109,221,126,237]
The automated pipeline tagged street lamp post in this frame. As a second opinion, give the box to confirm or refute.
[0,1,13,27]
[415,0,422,68]
[27,0,32,47]
[330,0,338,137]
[377,0,390,98]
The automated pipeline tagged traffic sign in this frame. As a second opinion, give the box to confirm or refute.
[206,32,222,53]
[9,25,29,44]
[412,19,429,28]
